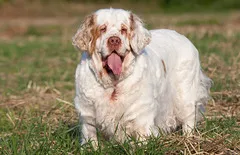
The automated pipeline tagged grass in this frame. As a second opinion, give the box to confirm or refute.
[0,1,240,154]
[0,115,239,154]
[175,19,222,26]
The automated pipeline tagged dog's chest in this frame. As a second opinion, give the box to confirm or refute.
[94,85,138,112]
[91,84,142,133]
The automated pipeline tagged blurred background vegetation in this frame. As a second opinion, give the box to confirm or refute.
[0,0,240,14]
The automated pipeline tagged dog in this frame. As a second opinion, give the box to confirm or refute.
[72,8,211,145]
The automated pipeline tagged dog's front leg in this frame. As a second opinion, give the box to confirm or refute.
[80,115,98,147]
[75,96,97,147]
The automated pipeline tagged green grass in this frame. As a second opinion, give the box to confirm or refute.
[175,19,222,26]
[0,5,239,154]
[158,0,240,12]
[0,112,239,154]
[0,37,77,95]
[24,25,63,37]
[0,116,82,154]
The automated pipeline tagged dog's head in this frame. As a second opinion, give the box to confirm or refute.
[73,8,151,86]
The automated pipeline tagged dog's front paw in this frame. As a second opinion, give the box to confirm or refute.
[81,137,98,150]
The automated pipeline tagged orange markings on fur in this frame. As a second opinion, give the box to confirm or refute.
[110,89,117,101]
[161,60,167,76]
[130,13,134,31]
[99,69,110,82]
[77,14,95,51]
[88,14,94,27]
[121,24,128,36]
[90,25,101,55]
[99,71,103,78]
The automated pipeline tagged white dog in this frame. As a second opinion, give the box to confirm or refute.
[72,8,211,145]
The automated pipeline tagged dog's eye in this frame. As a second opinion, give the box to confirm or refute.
[100,26,106,33]
[121,27,127,34]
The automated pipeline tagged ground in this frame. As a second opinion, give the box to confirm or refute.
[0,1,239,154]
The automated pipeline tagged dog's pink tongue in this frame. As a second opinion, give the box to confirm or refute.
[107,53,122,76]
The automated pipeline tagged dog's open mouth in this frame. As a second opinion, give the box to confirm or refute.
[102,51,124,77]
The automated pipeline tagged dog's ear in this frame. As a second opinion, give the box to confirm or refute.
[129,13,151,55]
[72,14,95,51]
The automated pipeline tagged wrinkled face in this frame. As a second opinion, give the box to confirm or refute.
[73,9,151,86]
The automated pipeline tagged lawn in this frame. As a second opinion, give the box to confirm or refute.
[0,1,240,154]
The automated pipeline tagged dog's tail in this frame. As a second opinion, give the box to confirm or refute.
[195,70,212,121]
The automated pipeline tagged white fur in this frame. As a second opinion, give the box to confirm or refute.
[73,9,211,145]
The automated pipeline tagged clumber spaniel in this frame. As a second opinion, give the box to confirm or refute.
[72,8,211,145]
